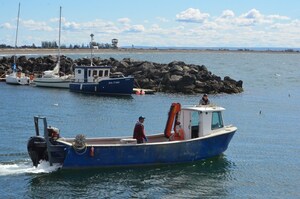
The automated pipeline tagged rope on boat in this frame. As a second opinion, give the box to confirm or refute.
[72,134,87,155]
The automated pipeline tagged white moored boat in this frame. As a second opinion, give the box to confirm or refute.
[34,6,73,88]
[5,3,30,86]
[6,70,30,85]
[33,60,73,88]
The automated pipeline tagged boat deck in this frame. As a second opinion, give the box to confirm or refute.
[58,133,169,146]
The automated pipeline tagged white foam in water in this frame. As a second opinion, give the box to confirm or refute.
[0,160,62,176]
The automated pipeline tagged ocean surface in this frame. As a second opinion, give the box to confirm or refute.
[0,51,299,198]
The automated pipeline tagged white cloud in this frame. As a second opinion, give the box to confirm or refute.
[221,10,235,18]
[267,15,290,20]
[0,22,14,29]
[176,8,209,23]
[123,25,145,33]
[63,21,81,31]
[235,9,264,26]
[156,17,169,23]
[242,9,262,19]
[233,9,292,27]
[50,17,67,23]
[62,19,120,34]
[118,18,131,24]
[150,24,160,31]
[22,19,53,31]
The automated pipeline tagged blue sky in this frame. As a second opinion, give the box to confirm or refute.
[1,0,300,48]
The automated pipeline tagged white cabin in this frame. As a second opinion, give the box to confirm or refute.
[74,66,111,83]
[179,105,226,139]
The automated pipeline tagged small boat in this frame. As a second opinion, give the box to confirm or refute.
[33,69,73,88]
[69,66,134,96]
[69,34,134,96]
[27,103,237,169]
[5,3,30,86]
[34,7,73,88]
[6,70,30,85]
[133,88,155,95]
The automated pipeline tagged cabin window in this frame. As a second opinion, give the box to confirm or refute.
[88,70,91,77]
[211,111,224,130]
[191,111,200,138]
[99,70,103,77]
[104,70,109,77]
[77,69,81,74]
[93,70,97,76]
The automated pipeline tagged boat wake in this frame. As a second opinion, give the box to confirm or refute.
[0,160,61,176]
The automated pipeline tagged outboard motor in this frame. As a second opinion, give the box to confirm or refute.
[27,136,48,167]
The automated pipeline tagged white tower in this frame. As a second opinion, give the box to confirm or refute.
[112,38,118,48]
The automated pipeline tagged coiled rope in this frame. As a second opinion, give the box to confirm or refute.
[72,134,87,155]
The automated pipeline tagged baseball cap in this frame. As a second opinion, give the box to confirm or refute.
[139,116,145,120]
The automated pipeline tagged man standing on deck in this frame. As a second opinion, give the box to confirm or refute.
[133,116,148,144]
[199,94,210,105]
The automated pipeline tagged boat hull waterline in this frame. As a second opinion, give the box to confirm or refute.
[34,77,73,88]
[69,77,134,96]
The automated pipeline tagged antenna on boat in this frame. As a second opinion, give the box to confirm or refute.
[13,2,21,70]
[90,33,94,66]
[57,6,62,67]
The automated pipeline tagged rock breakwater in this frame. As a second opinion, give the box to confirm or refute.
[0,55,243,94]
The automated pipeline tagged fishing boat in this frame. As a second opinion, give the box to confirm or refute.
[27,103,237,169]
[5,3,30,85]
[34,7,73,88]
[69,34,134,96]
[69,65,134,96]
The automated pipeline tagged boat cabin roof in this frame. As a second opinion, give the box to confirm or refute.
[182,104,225,112]
[74,65,111,69]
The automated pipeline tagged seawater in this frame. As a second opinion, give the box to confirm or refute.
[0,52,299,198]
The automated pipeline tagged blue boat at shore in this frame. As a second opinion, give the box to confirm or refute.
[27,103,237,169]
[69,65,134,96]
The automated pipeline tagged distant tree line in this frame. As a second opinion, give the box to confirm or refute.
[41,41,57,48]
[0,43,37,48]
[0,42,117,49]
[0,38,118,49]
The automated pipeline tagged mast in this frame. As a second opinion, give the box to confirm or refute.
[90,33,94,66]
[57,6,62,67]
[51,6,61,75]
[13,2,21,70]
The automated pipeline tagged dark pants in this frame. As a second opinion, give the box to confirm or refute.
[137,139,143,144]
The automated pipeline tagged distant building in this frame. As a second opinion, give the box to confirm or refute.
[112,39,118,48]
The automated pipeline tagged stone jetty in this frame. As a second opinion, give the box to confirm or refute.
[0,55,243,94]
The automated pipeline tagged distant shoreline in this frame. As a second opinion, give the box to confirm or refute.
[0,48,299,56]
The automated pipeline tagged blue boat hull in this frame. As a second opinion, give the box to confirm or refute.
[62,131,236,169]
[69,77,134,96]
